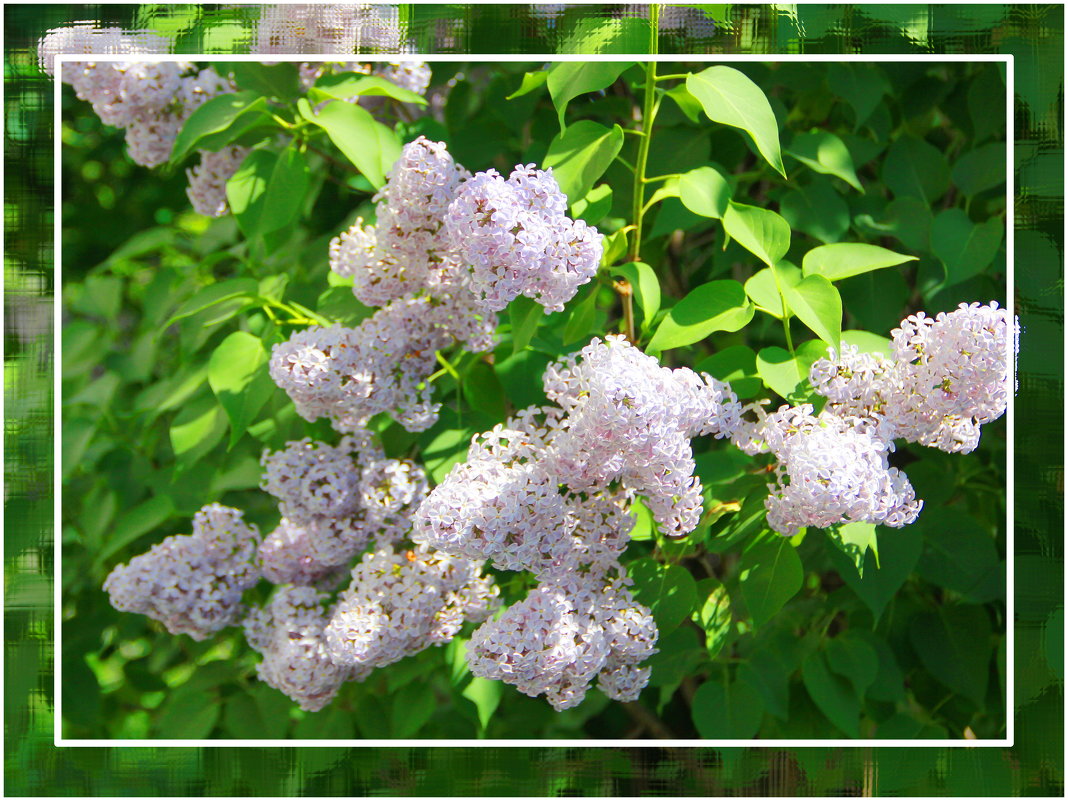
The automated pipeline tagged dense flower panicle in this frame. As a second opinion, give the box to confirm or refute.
[37,24,169,77]
[124,111,183,167]
[261,434,375,522]
[373,61,433,96]
[186,146,250,216]
[810,302,1014,454]
[330,137,471,306]
[103,504,261,641]
[543,335,741,536]
[597,661,653,703]
[322,545,498,670]
[734,405,922,537]
[269,292,495,433]
[444,164,603,313]
[258,517,357,587]
[255,4,404,53]
[465,573,656,711]
[244,586,359,711]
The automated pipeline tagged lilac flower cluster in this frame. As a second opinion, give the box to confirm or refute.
[444,164,604,313]
[243,585,355,712]
[810,302,1013,454]
[465,573,657,710]
[323,545,499,672]
[255,4,405,54]
[416,336,740,707]
[103,504,261,641]
[280,136,603,433]
[732,405,921,537]
[258,432,427,585]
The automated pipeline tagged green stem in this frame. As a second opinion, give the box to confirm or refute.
[643,173,682,184]
[628,61,659,261]
[654,73,688,82]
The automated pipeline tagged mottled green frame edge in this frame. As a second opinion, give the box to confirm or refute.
[4,3,1062,796]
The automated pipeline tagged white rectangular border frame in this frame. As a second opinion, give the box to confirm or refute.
[54,51,1015,748]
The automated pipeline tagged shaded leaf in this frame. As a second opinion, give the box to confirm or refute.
[909,606,992,705]
[786,130,863,191]
[739,538,803,627]
[802,650,860,737]
[691,679,764,739]
[547,61,633,128]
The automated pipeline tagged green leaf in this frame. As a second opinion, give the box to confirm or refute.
[571,183,613,225]
[691,679,764,739]
[161,278,260,330]
[678,165,732,219]
[462,677,502,731]
[697,579,733,659]
[297,97,401,189]
[802,243,916,282]
[802,650,860,737]
[462,361,507,422]
[722,202,791,268]
[224,62,300,100]
[785,131,863,191]
[506,69,548,100]
[825,522,878,577]
[840,330,892,356]
[644,176,681,210]
[929,209,1004,288]
[543,120,624,203]
[883,136,950,203]
[629,558,698,635]
[628,497,654,541]
[257,146,311,236]
[744,262,801,318]
[825,634,879,698]
[647,280,752,353]
[827,63,890,130]
[170,396,228,465]
[687,66,786,177]
[779,179,849,244]
[664,83,702,123]
[739,538,803,627]
[755,344,819,400]
[226,148,276,239]
[915,508,1003,603]
[546,61,633,129]
[223,690,289,739]
[561,284,600,346]
[390,681,436,738]
[208,331,276,448]
[508,295,543,355]
[609,261,660,332]
[783,274,841,351]
[737,631,799,720]
[314,72,428,105]
[95,495,175,566]
[696,345,761,399]
[828,525,922,621]
[952,142,1006,197]
[909,606,992,706]
[170,91,267,163]
[156,687,220,738]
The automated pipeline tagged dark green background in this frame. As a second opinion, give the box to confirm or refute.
[5,3,1062,795]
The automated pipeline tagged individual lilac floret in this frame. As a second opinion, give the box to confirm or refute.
[810,301,1014,454]
[103,504,261,640]
[322,545,499,671]
[542,335,742,536]
[733,404,922,537]
[244,585,359,711]
[186,146,250,217]
[330,137,471,306]
[465,573,656,711]
[444,164,603,313]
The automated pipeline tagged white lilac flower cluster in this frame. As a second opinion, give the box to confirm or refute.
[275,136,601,433]
[323,545,499,673]
[243,585,355,712]
[732,405,922,537]
[257,431,428,586]
[415,336,740,708]
[37,27,249,216]
[810,302,1014,454]
[443,164,604,313]
[732,302,1013,536]
[102,503,261,641]
[255,4,405,54]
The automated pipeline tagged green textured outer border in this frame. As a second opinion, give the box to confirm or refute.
[5,3,1063,796]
